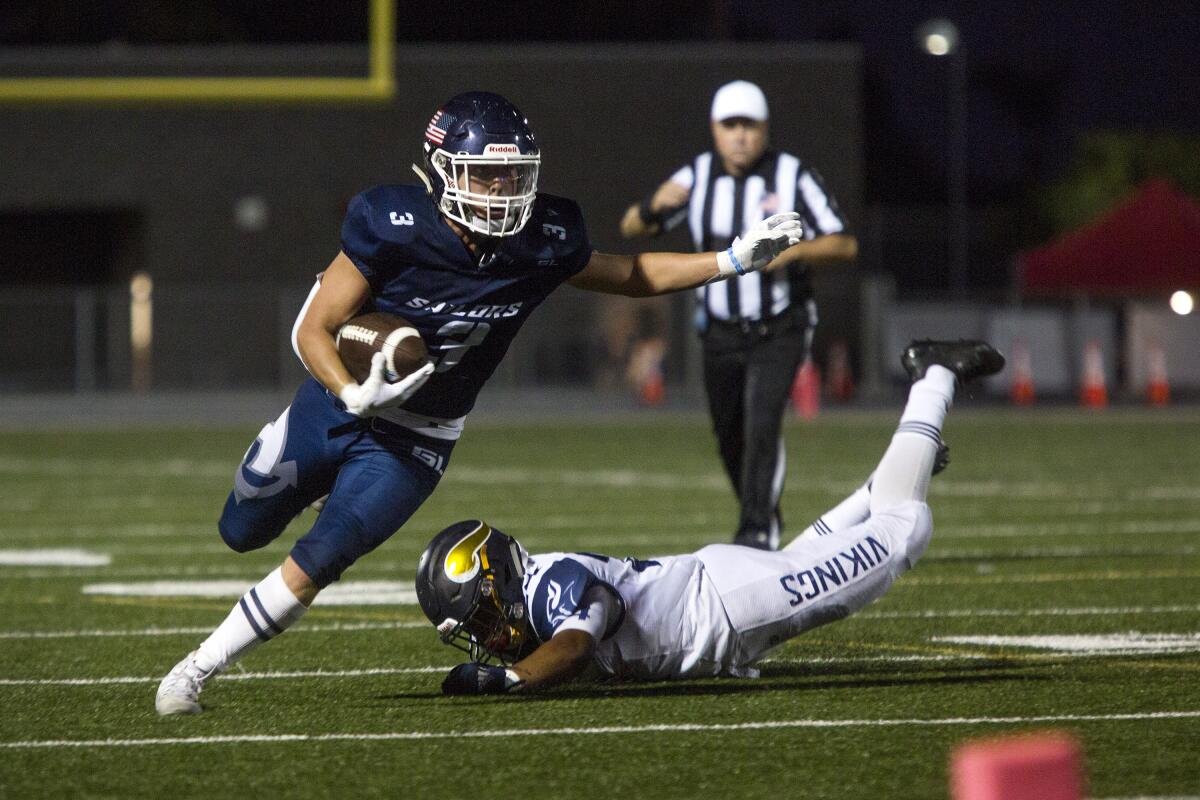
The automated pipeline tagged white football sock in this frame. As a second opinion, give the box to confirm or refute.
[869,366,956,514]
[193,567,309,674]
[785,481,872,550]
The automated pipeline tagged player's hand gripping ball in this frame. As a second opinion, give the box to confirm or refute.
[335,312,434,418]
[335,312,428,383]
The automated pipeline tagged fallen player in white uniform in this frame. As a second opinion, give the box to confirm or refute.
[415,340,1005,694]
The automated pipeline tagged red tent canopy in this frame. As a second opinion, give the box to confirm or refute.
[1020,179,1200,295]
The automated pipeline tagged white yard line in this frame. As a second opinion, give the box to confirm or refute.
[0,558,414,579]
[0,523,213,539]
[935,520,1200,539]
[928,545,1199,558]
[903,569,1200,586]
[78,580,417,606]
[1,561,413,579]
[0,666,448,686]
[859,604,1200,620]
[5,604,1197,641]
[2,711,1197,749]
[5,455,1200,501]
[3,517,1199,543]
[0,549,110,566]
[935,633,1200,653]
[4,641,1195,686]
[5,565,288,579]
[764,654,986,665]
[772,649,1200,663]
[0,620,426,640]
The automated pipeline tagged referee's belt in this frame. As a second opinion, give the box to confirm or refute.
[705,308,810,338]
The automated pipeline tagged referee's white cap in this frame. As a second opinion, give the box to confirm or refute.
[710,80,769,122]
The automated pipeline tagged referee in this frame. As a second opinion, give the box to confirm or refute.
[620,80,858,550]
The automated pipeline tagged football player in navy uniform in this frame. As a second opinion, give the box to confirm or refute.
[155,91,804,715]
[415,341,1003,694]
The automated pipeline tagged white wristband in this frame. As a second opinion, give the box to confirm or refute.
[713,247,744,281]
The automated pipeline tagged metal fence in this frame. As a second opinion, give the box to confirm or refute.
[6,279,1197,401]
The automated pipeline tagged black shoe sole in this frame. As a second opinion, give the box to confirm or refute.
[902,339,1006,384]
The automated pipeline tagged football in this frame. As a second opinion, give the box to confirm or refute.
[335,312,429,384]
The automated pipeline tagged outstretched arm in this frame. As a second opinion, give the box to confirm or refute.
[441,580,619,696]
[440,630,596,695]
[568,251,722,297]
[571,212,805,297]
[511,630,596,689]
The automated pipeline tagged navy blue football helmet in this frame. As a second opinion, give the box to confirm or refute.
[420,91,540,238]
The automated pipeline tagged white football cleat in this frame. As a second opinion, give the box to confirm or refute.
[155,651,217,716]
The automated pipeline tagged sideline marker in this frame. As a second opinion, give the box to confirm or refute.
[951,731,1083,800]
[1079,340,1107,409]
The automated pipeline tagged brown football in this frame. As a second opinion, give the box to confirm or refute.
[335,312,428,384]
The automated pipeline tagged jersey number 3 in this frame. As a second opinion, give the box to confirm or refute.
[430,320,489,372]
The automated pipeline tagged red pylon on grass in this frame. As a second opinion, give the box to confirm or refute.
[791,359,820,420]
[1146,340,1170,407]
[951,731,1084,800]
[826,339,855,401]
[1079,340,1108,409]
[1009,339,1035,406]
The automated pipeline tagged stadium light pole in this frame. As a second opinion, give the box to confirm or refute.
[917,18,968,297]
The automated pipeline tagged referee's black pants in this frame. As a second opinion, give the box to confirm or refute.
[701,311,813,549]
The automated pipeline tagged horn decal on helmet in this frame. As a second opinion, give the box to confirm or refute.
[442,521,492,584]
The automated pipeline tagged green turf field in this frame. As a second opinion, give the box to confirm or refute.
[1,408,1197,798]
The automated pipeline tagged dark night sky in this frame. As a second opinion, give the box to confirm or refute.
[3,0,1199,206]
[726,2,1200,204]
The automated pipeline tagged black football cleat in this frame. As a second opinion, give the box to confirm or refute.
[901,340,1006,385]
[932,440,951,476]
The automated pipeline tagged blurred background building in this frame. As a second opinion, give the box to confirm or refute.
[1,1,1198,406]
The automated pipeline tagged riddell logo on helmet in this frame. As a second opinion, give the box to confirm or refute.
[483,144,520,154]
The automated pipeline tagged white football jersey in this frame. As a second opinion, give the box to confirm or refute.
[518,502,932,682]
[522,551,756,680]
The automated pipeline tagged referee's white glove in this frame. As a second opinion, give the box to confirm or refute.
[714,212,805,280]
[338,352,434,418]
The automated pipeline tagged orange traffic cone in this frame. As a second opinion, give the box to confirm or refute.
[826,339,855,401]
[1079,340,1108,409]
[1147,340,1169,407]
[1009,339,1035,406]
[628,338,667,407]
[639,364,665,406]
[792,359,820,420]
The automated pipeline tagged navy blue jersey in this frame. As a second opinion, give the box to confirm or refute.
[522,555,624,643]
[340,184,592,419]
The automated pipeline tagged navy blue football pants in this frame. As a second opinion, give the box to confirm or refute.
[217,378,454,588]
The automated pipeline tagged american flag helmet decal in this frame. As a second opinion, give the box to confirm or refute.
[426,109,448,145]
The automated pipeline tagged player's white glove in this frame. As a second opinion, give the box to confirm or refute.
[713,212,805,280]
[338,352,434,418]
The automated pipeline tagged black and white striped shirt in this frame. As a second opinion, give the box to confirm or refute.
[660,150,847,325]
